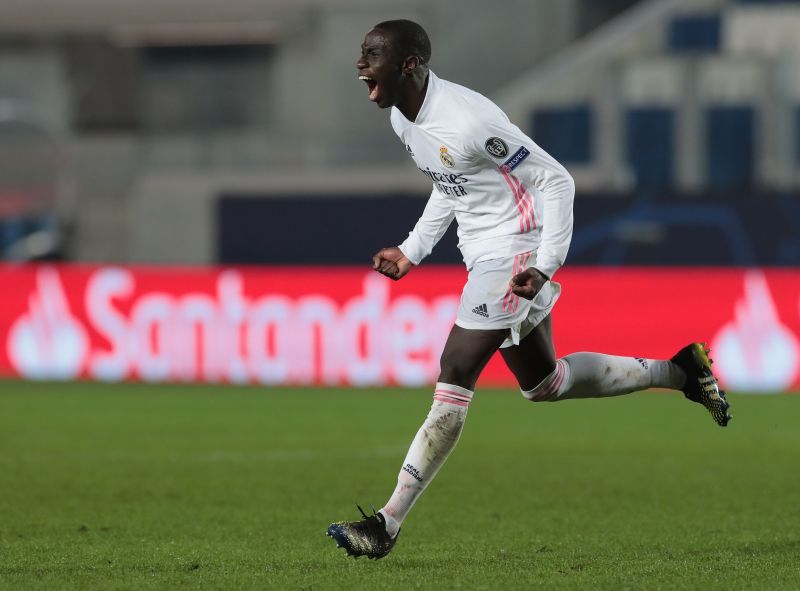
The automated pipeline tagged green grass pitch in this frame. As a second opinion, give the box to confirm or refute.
[1,381,799,590]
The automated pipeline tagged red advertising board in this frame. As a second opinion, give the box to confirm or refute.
[1,264,798,391]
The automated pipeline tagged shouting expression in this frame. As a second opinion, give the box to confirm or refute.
[356,28,408,109]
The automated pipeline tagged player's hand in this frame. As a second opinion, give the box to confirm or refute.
[510,268,548,300]
[372,247,414,281]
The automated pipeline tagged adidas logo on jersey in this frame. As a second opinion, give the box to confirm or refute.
[472,303,489,318]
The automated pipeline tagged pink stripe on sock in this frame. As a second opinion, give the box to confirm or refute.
[433,395,469,406]
[434,389,473,401]
[434,395,471,406]
[539,361,565,398]
[435,396,471,406]
[433,395,469,407]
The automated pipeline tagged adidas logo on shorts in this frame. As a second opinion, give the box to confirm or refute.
[472,303,489,318]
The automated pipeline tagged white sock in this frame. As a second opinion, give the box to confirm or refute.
[379,382,473,538]
[522,353,685,402]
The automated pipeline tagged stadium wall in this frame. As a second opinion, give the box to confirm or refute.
[1,264,798,392]
[217,192,800,267]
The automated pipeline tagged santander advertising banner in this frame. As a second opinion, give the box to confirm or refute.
[1,264,798,391]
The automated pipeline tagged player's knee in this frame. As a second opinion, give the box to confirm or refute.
[522,386,558,403]
[437,354,479,390]
[520,361,563,403]
[438,368,480,391]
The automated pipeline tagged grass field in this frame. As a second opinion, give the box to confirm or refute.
[1,381,798,590]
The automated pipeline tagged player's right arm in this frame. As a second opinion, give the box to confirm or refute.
[372,185,455,280]
[372,246,413,280]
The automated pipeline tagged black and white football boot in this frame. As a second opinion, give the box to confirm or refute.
[671,342,731,427]
[326,505,398,560]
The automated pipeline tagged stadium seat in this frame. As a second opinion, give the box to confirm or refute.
[668,14,721,52]
[531,105,592,164]
[0,218,23,253]
[795,107,800,164]
[706,105,755,190]
[625,108,675,189]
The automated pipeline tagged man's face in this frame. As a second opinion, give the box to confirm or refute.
[356,28,404,109]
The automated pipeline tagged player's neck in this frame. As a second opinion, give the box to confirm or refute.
[396,72,429,122]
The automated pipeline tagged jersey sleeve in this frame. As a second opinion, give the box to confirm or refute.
[398,186,456,265]
[466,112,575,279]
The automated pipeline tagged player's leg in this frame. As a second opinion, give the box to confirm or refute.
[502,316,731,426]
[436,325,509,390]
[327,325,506,558]
[498,314,556,391]
[328,257,520,558]
[377,325,507,537]
[503,316,684,399]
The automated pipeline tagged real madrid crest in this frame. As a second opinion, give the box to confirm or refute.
[439,146,455,168]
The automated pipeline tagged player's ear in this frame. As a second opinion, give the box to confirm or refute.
[402,56,419,75]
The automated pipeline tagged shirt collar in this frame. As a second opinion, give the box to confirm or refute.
[396,70,438,125]
[414,70,438,125]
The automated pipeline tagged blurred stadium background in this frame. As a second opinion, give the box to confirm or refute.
[1,0,799,588]
[0,0,797,390]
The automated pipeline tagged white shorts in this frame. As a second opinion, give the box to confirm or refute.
[454,251,561,349]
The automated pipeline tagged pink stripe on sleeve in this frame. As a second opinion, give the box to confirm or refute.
[500,169,529,232]
[518,180,536,230]
[510,175,534,232]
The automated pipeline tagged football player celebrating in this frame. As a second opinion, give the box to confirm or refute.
[327,19,730,560]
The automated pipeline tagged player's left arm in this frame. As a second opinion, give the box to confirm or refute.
[468,113,575,299]
[510,146,575,299]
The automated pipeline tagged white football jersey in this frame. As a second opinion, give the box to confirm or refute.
[393,71,575,279]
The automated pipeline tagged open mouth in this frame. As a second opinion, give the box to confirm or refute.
[358,75,379,102]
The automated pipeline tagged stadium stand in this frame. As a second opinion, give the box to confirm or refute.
[496,0,800,193]
[0,0,797,264]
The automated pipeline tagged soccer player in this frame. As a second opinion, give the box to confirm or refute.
[327,19,730,560]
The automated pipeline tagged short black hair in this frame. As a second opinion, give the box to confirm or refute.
[374,19,431,65]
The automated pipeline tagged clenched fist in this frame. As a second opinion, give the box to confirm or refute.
[509,267,549,300]
[372,247,414,281]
